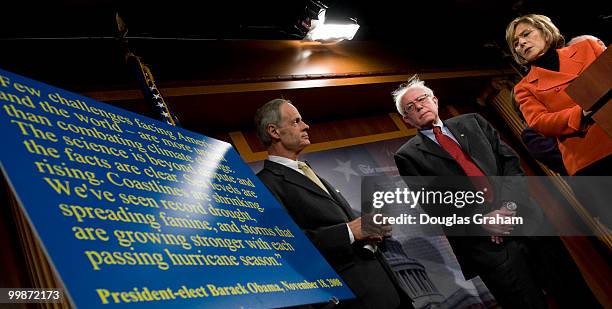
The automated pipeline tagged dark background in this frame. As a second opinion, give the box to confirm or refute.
[0,0,609,135]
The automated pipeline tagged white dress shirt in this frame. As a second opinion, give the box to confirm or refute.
[420,118,460,145]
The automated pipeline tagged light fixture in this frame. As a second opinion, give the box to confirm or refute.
[295,0,359,43]
[304,9,359,43]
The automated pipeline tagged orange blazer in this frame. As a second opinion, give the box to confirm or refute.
[514,39,612,175]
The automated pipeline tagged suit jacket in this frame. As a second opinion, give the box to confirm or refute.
[257,160,412,309]
[395,114,523,178]
[394,113,531,278]
[514,39,612,175]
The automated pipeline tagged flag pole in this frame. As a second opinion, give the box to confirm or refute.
[115,12,180,126]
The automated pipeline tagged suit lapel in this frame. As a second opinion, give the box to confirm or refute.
[414,125,473,161]
[264,160,337,202]
[444,120,492,175]
[526,46,585,91]
[414,132,454,160]
[319,177,356,220]
[264,160,354,220]
[445,121,471,155]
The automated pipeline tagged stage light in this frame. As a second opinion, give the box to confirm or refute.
[304,9,359,43]
[295,0,359,43]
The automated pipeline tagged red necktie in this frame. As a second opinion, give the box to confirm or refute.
[433,126,494,201]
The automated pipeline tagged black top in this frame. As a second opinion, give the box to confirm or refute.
[533,46,560,71]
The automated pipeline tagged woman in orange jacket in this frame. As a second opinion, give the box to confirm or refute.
[506,14,612,175]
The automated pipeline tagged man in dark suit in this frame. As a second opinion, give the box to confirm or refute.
[254,99,413,309]
[392,76,599,309]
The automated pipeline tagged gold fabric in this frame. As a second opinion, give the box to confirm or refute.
[297,161,330,195]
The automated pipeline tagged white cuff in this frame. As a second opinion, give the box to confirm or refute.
[364,244,378,253]
[346,224,355,244]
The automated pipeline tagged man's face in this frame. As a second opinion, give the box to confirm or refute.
[276,103,310,153]
[400,87,439,129]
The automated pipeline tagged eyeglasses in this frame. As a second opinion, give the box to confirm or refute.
[404,94,431,113]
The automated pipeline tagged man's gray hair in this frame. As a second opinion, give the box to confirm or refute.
[391,75,434,116]
[567,35,605,48]
[254,98,290,147]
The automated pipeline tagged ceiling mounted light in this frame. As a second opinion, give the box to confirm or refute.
[295,0,359,43]
[304,9,359,43]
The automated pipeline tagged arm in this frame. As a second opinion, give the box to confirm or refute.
[394,152,420,176]
[515,40,605,137]
[475,114,544,237]
[474,113,527,205]
[521,127,566,174]
[259,175,355,260]
[474,113,524,177]
[304,223,354,257]
[395,151,479,235]
[515,86,583,137]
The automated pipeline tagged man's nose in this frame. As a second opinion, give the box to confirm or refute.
[302,122,310,130]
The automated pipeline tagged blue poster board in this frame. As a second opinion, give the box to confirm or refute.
[0,68,354,308]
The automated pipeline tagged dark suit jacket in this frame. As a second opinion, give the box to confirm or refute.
[257,160,412,308]
[394,113,531,278]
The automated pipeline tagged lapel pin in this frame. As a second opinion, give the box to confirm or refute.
[460,134,465,137]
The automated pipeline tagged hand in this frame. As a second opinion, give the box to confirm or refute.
[481,207,516,236]
[348,217,389,242]
[365,213,392,238]
[490,236,504,244]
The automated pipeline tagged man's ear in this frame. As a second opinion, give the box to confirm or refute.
[432,95,439,106]
[267,124,281,140]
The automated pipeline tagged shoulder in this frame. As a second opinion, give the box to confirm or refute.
[447,114,495,136]
[447,113,486,126]
[256,160,282,180]
[560,39,604,59]
[448,113,474,122]
[256,164,287,196]
[395,135,420,155]
[256,167,271,178]
[256,168,276,187]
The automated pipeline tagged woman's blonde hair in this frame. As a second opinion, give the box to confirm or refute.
[505,14,565,65]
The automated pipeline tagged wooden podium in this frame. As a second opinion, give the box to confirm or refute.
[565,45,612,137]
